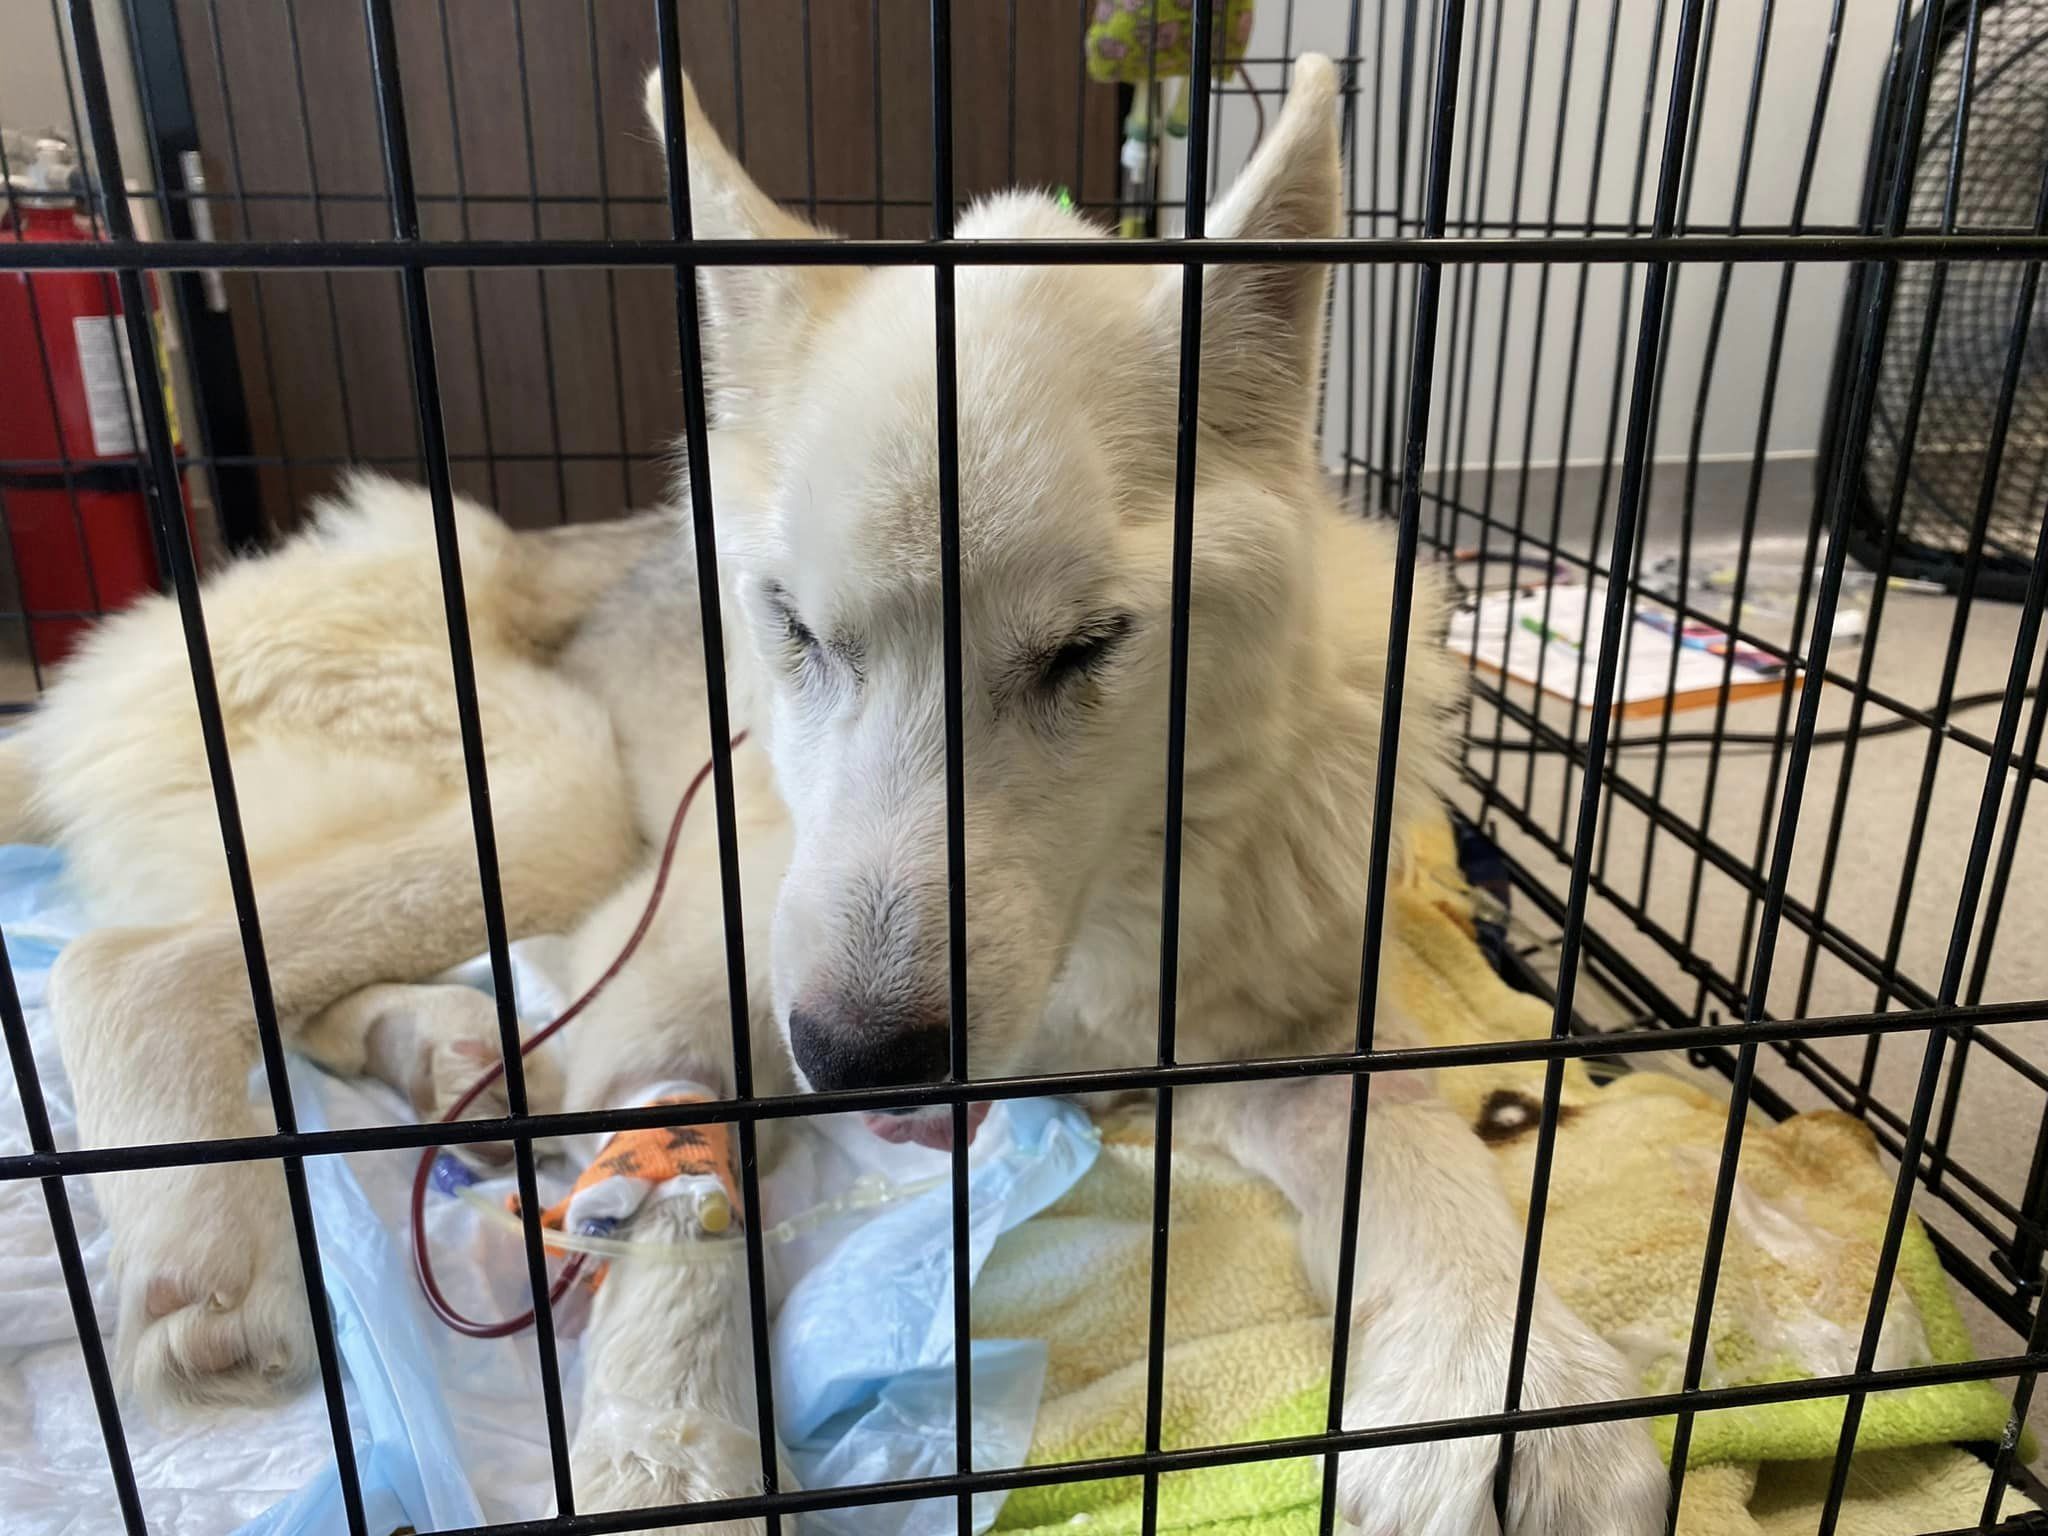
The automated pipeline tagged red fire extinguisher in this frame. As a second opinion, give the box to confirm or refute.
[0,133,196,669]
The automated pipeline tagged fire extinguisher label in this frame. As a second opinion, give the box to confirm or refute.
[72,314,144,458]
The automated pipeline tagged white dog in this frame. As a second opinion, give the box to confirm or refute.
[11,56,1665,1535]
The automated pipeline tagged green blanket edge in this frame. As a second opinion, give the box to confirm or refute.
[994,1215,2027,1536]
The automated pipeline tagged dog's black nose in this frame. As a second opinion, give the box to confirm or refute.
[788,997,951,1092]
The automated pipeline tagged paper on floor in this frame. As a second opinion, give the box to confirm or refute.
[1447,581,1791,714]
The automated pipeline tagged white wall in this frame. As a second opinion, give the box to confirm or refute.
[1154,0,1902,472]
[1,0,156,214]
[0,1,81,144]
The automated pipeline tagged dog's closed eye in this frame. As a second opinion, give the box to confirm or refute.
[766,587,846,690]
[1034,613,1133,695]
[780,603,821,659]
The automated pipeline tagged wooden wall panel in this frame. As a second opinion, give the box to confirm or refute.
[171,0,1119,530]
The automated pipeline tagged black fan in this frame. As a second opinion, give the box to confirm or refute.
[1823,0,2048,601]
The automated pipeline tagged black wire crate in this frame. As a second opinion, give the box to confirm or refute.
[4,2,2048,1535]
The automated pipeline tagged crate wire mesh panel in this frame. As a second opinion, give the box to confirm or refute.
[4,0,2048,1534]
[1425,0,2048,1358]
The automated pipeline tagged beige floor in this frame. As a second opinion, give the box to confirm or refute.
[1457,582,2048,1477]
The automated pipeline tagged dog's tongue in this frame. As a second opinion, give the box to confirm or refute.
[862,1101,991,1150]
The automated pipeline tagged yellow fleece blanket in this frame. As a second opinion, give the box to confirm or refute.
[974,819,2032,1536]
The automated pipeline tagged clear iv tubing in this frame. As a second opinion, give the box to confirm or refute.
[451,1165,958,1264]
[409,734,742,1339]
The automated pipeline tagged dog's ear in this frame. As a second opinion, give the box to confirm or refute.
[1177,54,1341,450]
[642,67,858,424]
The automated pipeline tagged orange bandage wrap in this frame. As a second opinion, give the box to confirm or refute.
[506,1092,742,1291]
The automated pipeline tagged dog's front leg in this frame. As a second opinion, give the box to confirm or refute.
[1195,1074,1665,1536]
[571,1196,772,1536]
[552,812,793,1531]
[301,982,567,1164]
[556,997,782,1536]
[49,770,637,1411]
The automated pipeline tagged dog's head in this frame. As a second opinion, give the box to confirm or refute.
[647,62,1345,1111]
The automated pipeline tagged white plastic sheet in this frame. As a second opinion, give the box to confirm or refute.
[0,844,1097,1536]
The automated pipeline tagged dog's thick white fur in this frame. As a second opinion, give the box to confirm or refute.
[12,56,1665,1535]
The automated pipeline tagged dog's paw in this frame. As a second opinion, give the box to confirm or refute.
[1491,1387,1666,1536]
[1336,1306,1664,1536]
[1336,1428,1501,1536]
[376,984,563,1165]
[108,1159,318,1409]
[570,1393,767,1536]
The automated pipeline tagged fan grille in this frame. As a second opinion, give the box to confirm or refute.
[1866,0,2048,576]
